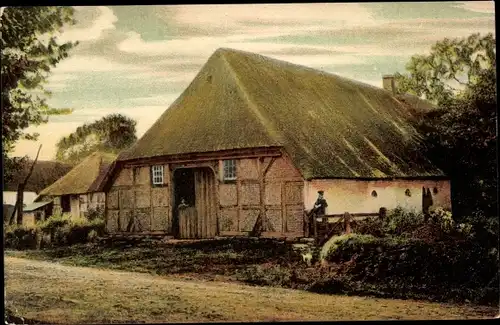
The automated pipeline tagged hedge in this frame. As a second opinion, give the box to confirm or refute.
[4,214,105,250]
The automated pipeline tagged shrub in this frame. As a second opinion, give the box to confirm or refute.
[236,264,293,287]
[383,207,425,235]
[4,224,40,250]
[85,206,105,221]
[352,217,385,237]
[87,229,99,242]
[319,233,499,305]
[5,214,106,250]
[429,207,454,233]
[38,213,71,232]
[59,217,105,246]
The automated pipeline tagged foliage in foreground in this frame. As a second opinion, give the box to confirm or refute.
[4,213,105,250]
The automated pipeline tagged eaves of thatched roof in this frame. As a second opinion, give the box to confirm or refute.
[117,48,444,180]
[38,152,116,197]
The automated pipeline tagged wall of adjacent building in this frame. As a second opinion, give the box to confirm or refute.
[304,179,452,215]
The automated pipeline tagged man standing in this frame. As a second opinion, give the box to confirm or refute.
[312,190,328,216]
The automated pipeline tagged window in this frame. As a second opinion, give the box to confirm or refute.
[371,190,378,198]
[223,159,237,181]
[151,165,164,185]
[433,187,438,194]
[405,189,412,197]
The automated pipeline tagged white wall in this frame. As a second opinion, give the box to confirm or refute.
[3,191,38,206]
[304,179,451,215]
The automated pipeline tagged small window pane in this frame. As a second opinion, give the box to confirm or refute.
[223,160,236,180]
[152,165,164,185]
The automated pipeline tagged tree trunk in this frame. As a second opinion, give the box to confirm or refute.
[10,145,42,225]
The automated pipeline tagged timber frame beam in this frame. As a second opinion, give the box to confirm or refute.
[255,156,277,234]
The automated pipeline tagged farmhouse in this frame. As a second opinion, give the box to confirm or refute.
[36,152,116,218]
[101,48,451,239]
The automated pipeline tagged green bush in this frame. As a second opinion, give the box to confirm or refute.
[5,214,106,250]
[319,233,499,305]
[352,217,385,237]
[85,206,105,221]
[4,224,40,250]
[38,213,71,232]
[236,264,293,287]
[383,207,425,235]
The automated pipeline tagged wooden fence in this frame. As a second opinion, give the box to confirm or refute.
[305,207,387,246]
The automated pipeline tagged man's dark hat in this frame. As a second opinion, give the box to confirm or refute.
[318,190,324,194]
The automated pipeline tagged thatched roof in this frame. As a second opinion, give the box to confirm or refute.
[3,160,74,193]
[118,48,444,179]
[38,152,116,197]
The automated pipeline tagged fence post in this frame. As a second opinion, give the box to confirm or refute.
[378,207,387,221]
[344,212,351,234]
[304,211,310,238]
[313,213,318,242]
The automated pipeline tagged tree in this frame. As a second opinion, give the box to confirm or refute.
[394,33,497,218]
[1,6,78,183]
[412,67,496,219]
[56,114,138,164]
[394,33,495,106]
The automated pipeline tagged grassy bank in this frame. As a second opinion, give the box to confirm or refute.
[5,256,497,323]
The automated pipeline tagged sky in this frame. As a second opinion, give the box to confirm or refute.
[11,2,496,160]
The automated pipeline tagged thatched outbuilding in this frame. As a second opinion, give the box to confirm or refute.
[101,48,451,239]
[36,152,116,218]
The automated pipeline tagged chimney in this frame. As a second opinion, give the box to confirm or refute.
[382,75,396,95]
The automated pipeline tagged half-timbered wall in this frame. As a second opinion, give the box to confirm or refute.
[104,153,306,238]
[106,164,171,233]
[218,156,305,237]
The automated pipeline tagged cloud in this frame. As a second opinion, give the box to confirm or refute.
[128,94,179,106]
[11,103,167,160]
[52,55,147,73]
[58,6,118,43]
[263,54,368,67]
[12,122,83,160]
[452,1,495,14]
[162,3,376,32]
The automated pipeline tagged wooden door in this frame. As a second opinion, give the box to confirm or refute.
[178,206,197,239]
[194,168,218,238]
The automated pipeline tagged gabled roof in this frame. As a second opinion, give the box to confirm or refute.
[38,152,116,197]
[118,48,444,179]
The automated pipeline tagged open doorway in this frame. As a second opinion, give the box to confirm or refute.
[61,195,71,213]
[174,169,196,207]
[172,167,218,239]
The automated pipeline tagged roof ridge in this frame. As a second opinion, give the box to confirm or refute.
[217,47,384,92]
[219,51,283,146]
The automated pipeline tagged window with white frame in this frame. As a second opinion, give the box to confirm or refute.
[223,159,237,181]
[151,165,164,186]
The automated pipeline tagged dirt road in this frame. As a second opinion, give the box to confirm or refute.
[4,257,497,323]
